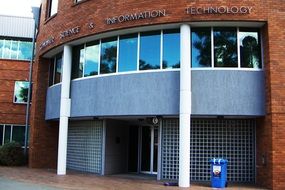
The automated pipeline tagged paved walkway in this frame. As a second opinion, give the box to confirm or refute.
[0,167,267,190]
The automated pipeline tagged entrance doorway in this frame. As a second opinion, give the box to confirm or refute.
[128,125,158,175]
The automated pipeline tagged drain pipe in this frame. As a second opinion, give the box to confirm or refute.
[24,13,37,156]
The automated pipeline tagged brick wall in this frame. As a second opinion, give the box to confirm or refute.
[30,0,285,189]
[0,59,29,124]
[29,57,58,168]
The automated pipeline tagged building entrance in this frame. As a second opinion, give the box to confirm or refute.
[128,125,158,175]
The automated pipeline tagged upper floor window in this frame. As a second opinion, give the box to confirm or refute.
[49,53,62,86]
[14,81,30,104]
[0,38,33,61]
[47,0,58,18]
[191,27,261,69]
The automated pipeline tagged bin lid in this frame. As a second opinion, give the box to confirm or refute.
[210,158,228,164]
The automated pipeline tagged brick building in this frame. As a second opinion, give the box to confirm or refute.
[0,15,34,148]
[29,0,285,189]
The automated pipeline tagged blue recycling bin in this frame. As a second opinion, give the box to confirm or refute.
[210,158,228,188]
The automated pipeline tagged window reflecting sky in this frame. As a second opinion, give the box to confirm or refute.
[191,28,211,68]
[85,41,99,77]
[163,30,180,69]
[100,38,117,74]
[119,34,138,72]
[139,31,160,70]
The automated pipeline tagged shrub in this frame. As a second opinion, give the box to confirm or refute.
[0,141,26,166]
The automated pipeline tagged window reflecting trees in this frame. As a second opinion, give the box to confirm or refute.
[85,41,99,76]
[191,28,211,68]
[58,27,262,85]
[119,34,138,72]
[139,31,161,70]
[100,38,117,74]
[214,28,238,67]
[239,29,261,68]
[163,29,180,69]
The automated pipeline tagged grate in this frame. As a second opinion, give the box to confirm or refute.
[161,118,256,183]
[67,120,103,174]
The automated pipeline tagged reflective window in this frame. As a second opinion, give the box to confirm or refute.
[0,39,3,57]
[239,29,261,68]
[54,55,62,84]
[10,41,18,59]
[100,38,117,74]
[48,0,58,17]
[163,29,180,69]
[214,28,238,67]
[4,125,11,144]
[14,81,30,104]
[0,39,32,61]
[18,41,33,60]
[49,60,55,86]
[85,41,99,77]
[191,28,211,68]
[139,31,161,70]
[0,125,3,145]
[3,40,11,59]
[72,45,84,79]
[118,34,138,72]
[12,126,25,146]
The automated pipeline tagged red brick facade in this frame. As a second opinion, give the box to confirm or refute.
[0,59,29,124]
[30,0,285,189]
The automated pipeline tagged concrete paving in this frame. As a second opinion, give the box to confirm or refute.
[0,167,268,190]
[0,177,62,190]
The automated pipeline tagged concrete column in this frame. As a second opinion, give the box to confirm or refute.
[179,24,191,187]
[57,45,72,175]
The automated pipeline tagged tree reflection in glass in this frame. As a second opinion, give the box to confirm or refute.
[163,29,180,69]
[214,28,237,67]
[118,34,138,72]
[239,30,261,68]
[139,31,160,70]
[85,41,99,77]
[100,38,117,74]
[191,28,211,68]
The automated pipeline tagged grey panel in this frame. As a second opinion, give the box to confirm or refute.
[70,71,180,117]
[192,70,265,116]
[45,70,265,120]
[45,85,61,120]
[67,120,103,174]
[0,15,34,38]
[161,118,256,183]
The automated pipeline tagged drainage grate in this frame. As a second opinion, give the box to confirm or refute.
[67,120,103,174]
[161,118,256,182]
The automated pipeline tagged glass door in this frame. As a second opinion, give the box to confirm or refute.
[140,126,158,174]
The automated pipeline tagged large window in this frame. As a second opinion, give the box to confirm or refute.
[139,31,161,70]
[14,81,30,104]
[118,34,138,72]
[163,29,180,69]
[0,125,29,147]
[191,28,211,68]
[0,38,33,61]
[214,28,238,67]
[49,53,62,86]
[85,41,99,77]
[100,38,117,74]
[239,29,261,68]
[66,26,262,82]
[47,0,58,18]
[191,27,261,69]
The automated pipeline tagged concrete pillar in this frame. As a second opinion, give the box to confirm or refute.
[57,45,72,175]
[179,24,191,187]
